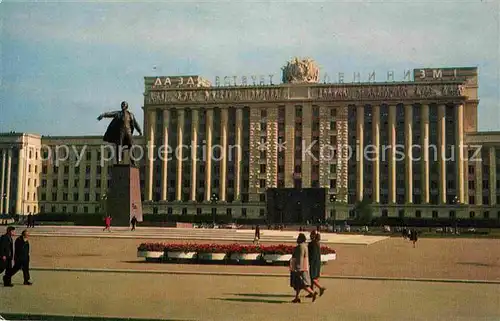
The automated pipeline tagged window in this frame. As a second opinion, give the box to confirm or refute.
[167,207,173,215]
[259,194,266,202]
[182,208,187,215]
[469,211,475,218]
[63,193,68,201]
[259,209,265,217]
[330,179,337,189]
[83,206,88,213]
[84,193,90,201]
[469,195,475,204]
[432,211,438,218]
[398,210,404,218]
[483,211,489,219]
[260,164,266,173]
[226,208,232,216]
[73,193,79,201]
[196,208,202,215]
[415,210,422,218]
[241,208,247,217]
[62,206,67,213]
[259,179,266,188]
[72,206,78,213]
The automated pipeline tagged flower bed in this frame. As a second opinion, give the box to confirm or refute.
[136,243,337,264]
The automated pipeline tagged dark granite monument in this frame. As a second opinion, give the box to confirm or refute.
[97,101,143,226]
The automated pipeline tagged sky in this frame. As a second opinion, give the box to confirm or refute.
[1,0,499,136]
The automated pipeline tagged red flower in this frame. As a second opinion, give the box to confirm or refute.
[320,246,336,255]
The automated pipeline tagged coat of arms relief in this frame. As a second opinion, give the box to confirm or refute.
[281,57,320,84]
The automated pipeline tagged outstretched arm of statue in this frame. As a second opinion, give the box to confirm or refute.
[133,116,143,136]
[97,111,119,121]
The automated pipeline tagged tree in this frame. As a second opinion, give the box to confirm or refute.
[354,199,373,225]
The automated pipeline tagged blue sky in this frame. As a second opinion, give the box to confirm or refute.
[1,0,499,136]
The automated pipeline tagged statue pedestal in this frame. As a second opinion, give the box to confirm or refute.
[107,165,143,226]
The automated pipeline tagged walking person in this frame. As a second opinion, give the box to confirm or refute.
[103,215,112,232]
[289,233,318,303]
[0,226,15,287]
[26,214,32,228]
[130,216,137,231]
[253,224,260,245]
[6,230,32,285]
[410,229,418,248]
[306,230,326,297]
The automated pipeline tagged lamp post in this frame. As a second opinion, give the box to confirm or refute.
[330,194,336,231]
[210,193,219,226]
[451,195,459,234]
[101,194,108,217]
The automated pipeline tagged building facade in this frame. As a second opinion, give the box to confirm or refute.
[1,58,499,220]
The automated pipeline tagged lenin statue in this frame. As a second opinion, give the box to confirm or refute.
[97,101,143,166]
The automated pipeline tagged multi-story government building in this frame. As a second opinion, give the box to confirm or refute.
[1,58,500,221]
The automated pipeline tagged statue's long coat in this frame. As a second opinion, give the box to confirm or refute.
[102,111,141,148]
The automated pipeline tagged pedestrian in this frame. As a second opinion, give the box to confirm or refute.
[0,226,15,287]
[130,216,137,231]
[410,229,418,248]
[253,224,260,244]
[307,230,326,297]
[26,214,32,228]
[6,230,32,285]
[289,233,318,303]
[103,215,112,232]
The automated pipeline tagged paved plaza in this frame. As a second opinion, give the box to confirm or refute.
[0,229,499,320]
[20,225,388,245]
[1,271,499,321]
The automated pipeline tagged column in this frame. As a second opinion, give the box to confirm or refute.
[421,104,430,203]
[205,108,213,201]
[190,109,198,201]
[475,150,483,205]
[356,105,364,202]
[456,103,465,203]
[388,105,396,204]
[78,147,85,212]
[146,109,156,201]
[0,150,6,214]
[16,147,25,214]
[234,107,243,200]
[489,147,497,205]
[284,105,295,188]
[219,107,228,202]
[176,109,184,201]
[404,104,413,203]
[437,104,446,204]
[372,105,380,203]
[302,104,312,188]
[5,149,12,214]
[161,109,170,201]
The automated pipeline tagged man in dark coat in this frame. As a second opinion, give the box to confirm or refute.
[0,226,15,287]
[97,101,142,165]
[7,230,32,285]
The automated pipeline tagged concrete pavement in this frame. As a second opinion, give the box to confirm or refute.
[1,270,499,321]
[13,225,388,245]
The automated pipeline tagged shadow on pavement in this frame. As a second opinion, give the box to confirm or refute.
[0,314,194,321]
[456,262,494,267]
[224,293,293,298]
[211,298,289,304]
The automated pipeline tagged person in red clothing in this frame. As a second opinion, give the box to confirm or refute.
[103,215,112,232]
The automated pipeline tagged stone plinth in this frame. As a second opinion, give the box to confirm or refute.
[107,165,143,226]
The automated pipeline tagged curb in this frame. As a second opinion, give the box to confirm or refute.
[30,267,500,285]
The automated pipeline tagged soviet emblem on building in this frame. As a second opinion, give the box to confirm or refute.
[281,57,320,84]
